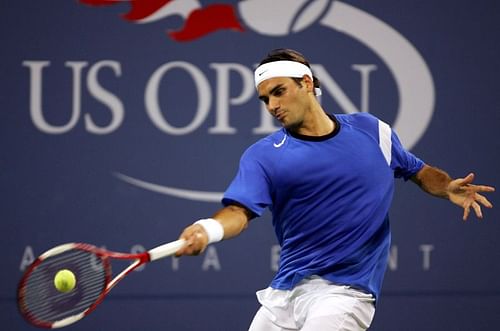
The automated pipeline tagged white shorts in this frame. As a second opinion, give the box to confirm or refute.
[248,277,375,331]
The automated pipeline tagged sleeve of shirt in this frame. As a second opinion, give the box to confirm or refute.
[222,145,273,216]
[390,129,425,180]
[350,112,424,180]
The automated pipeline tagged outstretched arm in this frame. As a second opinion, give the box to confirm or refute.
[175,203,254,256]
[412,164,495,220]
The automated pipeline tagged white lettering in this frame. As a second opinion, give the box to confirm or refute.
[312,64,359,114]
[209,63,254,134]
[253,104,280,134]
[23,61,87,134]
[145,61,211,135]
[271,244,280,272]
[419,244,434,271]
[202,246,221,271]
[20,246,35,271]
[171,256,180,271]
[19,243,437,274]
[85,60,124,134]
[24,61,377,136]
[388,245,398,271]
[130,244,146,271]
[351,64,377,113]
[312,63,377,115]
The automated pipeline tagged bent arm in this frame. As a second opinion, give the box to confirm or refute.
[412,164,495,220]
[176,203,254,256]
[213,204,254,240]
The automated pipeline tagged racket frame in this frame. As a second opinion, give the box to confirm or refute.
[17,239,185,328]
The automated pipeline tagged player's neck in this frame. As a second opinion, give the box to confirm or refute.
[295,107,334,137]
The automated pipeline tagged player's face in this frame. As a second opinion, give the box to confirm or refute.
[257,77,311,131]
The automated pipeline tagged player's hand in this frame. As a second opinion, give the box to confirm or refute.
[175,224,209,256]
[447,173,495,220]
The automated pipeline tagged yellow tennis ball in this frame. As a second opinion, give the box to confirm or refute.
[54,269,76,293]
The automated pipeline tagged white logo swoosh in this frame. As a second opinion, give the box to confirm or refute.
[273,134,287,148]
[114,172,223,203]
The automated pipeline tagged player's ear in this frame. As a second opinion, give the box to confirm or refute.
[301,75,314,93]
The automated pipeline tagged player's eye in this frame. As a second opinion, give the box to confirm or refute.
[259,96,269,105]
[273,88,284,97]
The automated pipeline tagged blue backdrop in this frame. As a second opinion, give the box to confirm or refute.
[2,1,499,330]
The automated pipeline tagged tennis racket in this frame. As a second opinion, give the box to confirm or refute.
[17,239,186,329]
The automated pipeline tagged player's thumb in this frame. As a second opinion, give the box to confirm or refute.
[454,172,474,188]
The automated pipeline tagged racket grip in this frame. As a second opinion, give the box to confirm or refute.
[148,239,186,261]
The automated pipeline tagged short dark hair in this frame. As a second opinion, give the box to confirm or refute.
[258,48,321,90]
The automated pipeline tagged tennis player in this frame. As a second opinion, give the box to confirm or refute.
[176,49,495,331]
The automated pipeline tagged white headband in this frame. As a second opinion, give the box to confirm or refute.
[254,60,321,95]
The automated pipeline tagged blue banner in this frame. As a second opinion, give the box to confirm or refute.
[1,1,499,330]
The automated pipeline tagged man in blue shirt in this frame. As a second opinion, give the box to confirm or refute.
[175,49,495,331]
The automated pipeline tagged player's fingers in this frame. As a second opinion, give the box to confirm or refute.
[462,208,469,221]
[175,248,185,257]
[179,226,209,256]
[175,240,189,257]
[193,232,207,254]
[462,201,471,221]
[176,238,201,256]
[176,227,199,256]
[472,185,496,193]
[457,173,474,186]
[175,238,188,256]
[471,201,483,219]
[475,193,493,208]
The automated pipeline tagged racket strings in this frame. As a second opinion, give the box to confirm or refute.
[19,248,108,325]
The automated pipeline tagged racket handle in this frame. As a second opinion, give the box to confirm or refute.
[148,239,186,261]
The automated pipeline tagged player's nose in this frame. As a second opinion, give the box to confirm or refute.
[268,98,280,115]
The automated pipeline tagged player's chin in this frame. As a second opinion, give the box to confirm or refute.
[280,117,293,128]
[283,120,301,131]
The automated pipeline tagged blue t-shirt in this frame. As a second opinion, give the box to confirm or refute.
[222,113,424,300]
